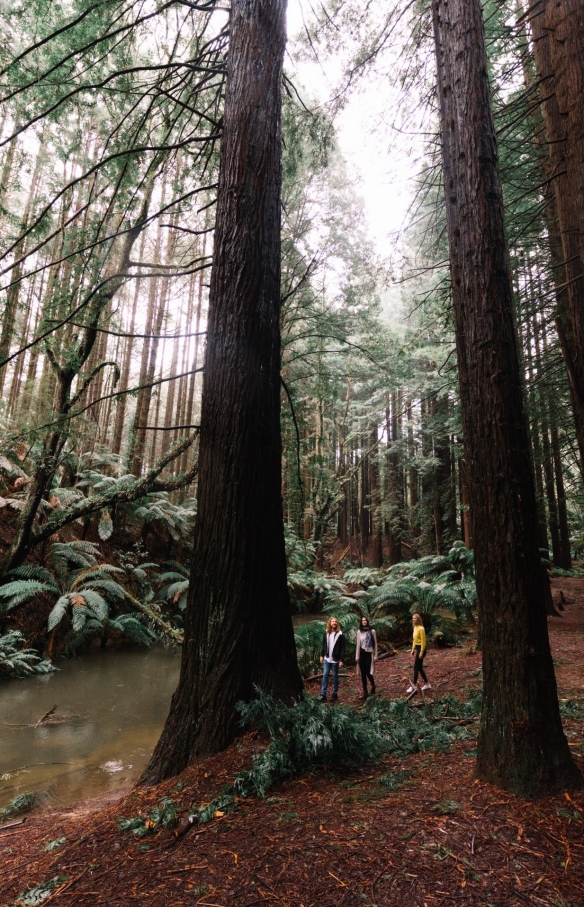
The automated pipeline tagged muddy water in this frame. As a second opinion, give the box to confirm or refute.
[0,618,320,813]
[0,647,180,812]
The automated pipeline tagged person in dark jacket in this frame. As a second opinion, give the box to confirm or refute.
[355,616,378,699]
[319,616,345,702]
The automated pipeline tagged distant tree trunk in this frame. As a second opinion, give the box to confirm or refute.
[179,260,207,477]
[386,395,402,564]
[111,234,146,456]
[530,0,584,470]
[406,398,420,551]
[0,147,43,393]
[131,217,175,476]
[126,176,167,471]
[143,0,302,783]
[431,0,580,795]
[458,452,473,550]
[432,393,451,554]
[370,425,383,567]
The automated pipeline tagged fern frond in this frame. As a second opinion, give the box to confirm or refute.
[78,590,108,620]
[48,595,72,631]
[0,580,57,612]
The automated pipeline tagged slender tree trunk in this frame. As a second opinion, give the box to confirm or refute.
[131,217,175,476]
[551,424,572,570]
[370,425,383,567]
[179,259,207,476]
[386,395,402,564]
[432,0,580,795]
[143,0,302,783]
[406,398,420,552]
[112,234,147,455]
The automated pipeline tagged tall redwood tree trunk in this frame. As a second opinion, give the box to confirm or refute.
[431,0,580,795]
[529,0,584,471]
[143,0,302,784]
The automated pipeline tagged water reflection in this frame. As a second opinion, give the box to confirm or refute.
[0,647,180,811]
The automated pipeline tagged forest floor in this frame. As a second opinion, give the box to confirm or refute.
[1,579,583,906]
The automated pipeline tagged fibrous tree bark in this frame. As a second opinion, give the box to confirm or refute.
[529,0,584,471]
[143,0,303,783]
[431,0,580,795]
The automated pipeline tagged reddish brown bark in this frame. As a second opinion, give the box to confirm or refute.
[530,0,584,469]
[432,0,580,795]
[143,0,302,783]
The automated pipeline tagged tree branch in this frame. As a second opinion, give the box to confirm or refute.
[29,432,200,548]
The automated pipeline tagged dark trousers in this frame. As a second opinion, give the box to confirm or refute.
[359,651,375,691]
[413,645,427,684]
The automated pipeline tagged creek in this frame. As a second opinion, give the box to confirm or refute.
[0,615,321,814]
[0,647,180,813]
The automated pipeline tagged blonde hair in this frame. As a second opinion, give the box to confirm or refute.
[412,613,422,623]
[326,616,341,633]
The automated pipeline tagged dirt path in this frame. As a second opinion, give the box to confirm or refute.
[0,580,582,907]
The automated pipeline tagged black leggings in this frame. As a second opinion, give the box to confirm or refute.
[413,645,427,684]
[359,651,375,691]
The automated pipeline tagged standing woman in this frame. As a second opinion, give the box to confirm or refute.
[319,616,345,702]
[355,616,378,699]
[407,613,431,693]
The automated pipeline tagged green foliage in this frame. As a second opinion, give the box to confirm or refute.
[236,689,389,798]
[293,544,476,675]
[376,770,411,790]
[0,791,37,820]
[14,875,69,906]
[44,838,66,852]
[130,688,480,836]
[156,562,190,613]
[118,798,177,837]
[294,620,326,677]
[559,699,584,720]
[0,541,155,658]
[0,631,55,679]
[431,800,461,814]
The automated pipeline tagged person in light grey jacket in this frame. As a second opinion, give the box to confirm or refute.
[355,616,378,699]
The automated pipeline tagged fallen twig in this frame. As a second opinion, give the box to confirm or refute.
[0,818,26,831]
[34,705,58,728]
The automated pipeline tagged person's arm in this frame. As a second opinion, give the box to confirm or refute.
[320,632,326,663]
[355,632,360,673]
[373,629,378,660]
[420,626,427,657]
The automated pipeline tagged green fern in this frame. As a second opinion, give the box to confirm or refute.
[0,631,56,679]
[0,541,156,657]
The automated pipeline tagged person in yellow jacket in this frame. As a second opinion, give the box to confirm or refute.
[406,613,431,693]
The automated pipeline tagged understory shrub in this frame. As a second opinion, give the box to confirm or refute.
[0,631,55,679]
[220,689,479,809]
[118,797,178,837]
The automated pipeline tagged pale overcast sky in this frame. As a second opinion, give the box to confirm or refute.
[286,0,425,261]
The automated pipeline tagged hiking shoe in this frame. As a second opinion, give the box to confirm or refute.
[406,684,415,693]
[331,693,338,701]
[358,691,368,700]
[320,694,327,702]
[421,684,432,691]
[370,683,376,695]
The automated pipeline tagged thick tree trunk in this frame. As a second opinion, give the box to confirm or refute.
[432,0,580,795]
[530,0,584,469]
[142,0,302,784]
